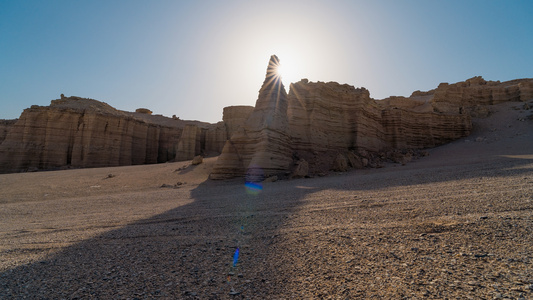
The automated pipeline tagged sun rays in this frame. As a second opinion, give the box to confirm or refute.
[263,55,286,91]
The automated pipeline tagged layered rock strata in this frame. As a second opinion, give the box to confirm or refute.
[222,106,254,139]
[0,97,227,173]
[285,80,471,174]
[0,120,16,144]
[210,57,532,179]
[2,58,531,176]
[429,76,533,114]
[211,55,293,179]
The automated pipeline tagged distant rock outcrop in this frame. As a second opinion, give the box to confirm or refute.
[0,97,225,173]
[135,108,153,114]
[431,76,533,114]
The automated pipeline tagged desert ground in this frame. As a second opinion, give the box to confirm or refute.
[1,101,532,299]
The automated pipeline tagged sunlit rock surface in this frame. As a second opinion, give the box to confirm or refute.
[431,76,533,114]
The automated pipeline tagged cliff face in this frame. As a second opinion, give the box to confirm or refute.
[0,97,226,173]
[431,76,533,114]
[210,55,293,179]
[210,58,532,179]
[2,59,531,176]
[0,120,16,144]
[285,80,471,174]
[222,106,254,139]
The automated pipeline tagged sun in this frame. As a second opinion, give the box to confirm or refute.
[264,51,306,88]
[272,55,299,87]
[275,62,284,78]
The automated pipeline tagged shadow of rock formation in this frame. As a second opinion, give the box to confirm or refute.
[1,143,532,298]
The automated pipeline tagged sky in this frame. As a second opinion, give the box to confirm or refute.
[1,0,532,123]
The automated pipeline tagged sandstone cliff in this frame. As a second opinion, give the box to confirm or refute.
[0,120,16,144]
[0,97,227,173]
[2,58,531,176]
[211,55,293,179]
[285,80,471,174]
[222,106,254,139]
[210,57,532,179]
[430,76,533,114]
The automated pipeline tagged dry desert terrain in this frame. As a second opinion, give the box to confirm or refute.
[1,101,532,299]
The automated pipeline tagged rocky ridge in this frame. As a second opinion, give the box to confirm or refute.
[1,58,532,176]
[0,97,233,173]
[211,57,532,180]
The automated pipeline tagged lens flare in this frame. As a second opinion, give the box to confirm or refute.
[245,164,264,195]
[245,181,263,195]
[233,248,240,267]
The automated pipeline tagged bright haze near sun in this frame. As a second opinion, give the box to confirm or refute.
[0,0,532,123]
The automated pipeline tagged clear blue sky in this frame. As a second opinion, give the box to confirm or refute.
[1,0,532,123]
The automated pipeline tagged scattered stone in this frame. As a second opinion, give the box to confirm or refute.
[346,152,364,169]
[332,153,348,172]
[135,108,152,115]
[291,159,309,178]
[160,183,182,189]
[191,155,203,165]
[263,176,278,182]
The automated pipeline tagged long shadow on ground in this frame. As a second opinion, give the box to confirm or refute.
[1,154,532,299]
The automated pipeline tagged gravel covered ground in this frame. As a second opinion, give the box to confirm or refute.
[1,102,532,299]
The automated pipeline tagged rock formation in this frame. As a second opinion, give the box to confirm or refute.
[204,121,228,155]
[191,155,203,165]
[210,57,533,179]
[1,56,531,176]
[176,125,202,161]
[222,106,254,139]
[0,120,16,144]
[135,108,153,114]
[210,55,293,179]
[429,76,533,114]
[0,97,226,173]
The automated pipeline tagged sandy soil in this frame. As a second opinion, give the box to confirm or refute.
[0,101,532,299]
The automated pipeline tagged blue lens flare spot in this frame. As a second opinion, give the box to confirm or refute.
[245,165,264,195]
[233,248,240,267]
[245,181,263,195]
